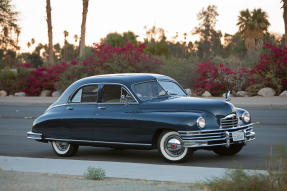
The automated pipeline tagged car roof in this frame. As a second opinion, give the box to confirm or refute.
[77,73,173,86]
[50,73,176,107]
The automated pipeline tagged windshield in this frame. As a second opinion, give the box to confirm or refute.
[158,81,186,96]
[132,80,186,101]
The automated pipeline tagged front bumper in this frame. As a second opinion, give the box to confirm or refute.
[178,123,255,148]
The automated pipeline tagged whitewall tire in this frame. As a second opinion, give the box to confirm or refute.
[158,131,191,162]
[51,141,79,157]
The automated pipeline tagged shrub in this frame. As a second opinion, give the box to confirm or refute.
[55,64,89,92]
[88,42,163,74]
[55,42,163,92]
[23,62,70,96]
[194,60,250,96]
[196,145,287,191]
[14,67,31,93]
[0,69,17,94]
[0,67,31,94]
[22,43,164,95]
[83,167,105,180]
[159,57,198,89]
[248,43,287,95]
[198,169,271,191]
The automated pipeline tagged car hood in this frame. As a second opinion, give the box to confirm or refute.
[140,96,235,117]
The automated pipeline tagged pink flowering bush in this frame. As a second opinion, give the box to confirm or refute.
[23,62,70,96]
[83,42,163,74]
[194,61,250,96]
[23,42,163,96]
[194,43,287,96]
[247,43,287,95]
[20,63,33,68]
[55,42,163,93]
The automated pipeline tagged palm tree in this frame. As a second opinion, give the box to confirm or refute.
[73,34,79,43]
[46,0,54,65]
[237,8,270,52]
[0,0,20,50]
[63,30,69,61]
[79,0,89,58]
[282,0,287,46]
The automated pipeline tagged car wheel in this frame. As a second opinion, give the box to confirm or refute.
[51,141,79,157]
[158,131,191,162]
[213,144,244,156]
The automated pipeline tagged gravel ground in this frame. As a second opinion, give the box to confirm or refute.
[0,170,198,191]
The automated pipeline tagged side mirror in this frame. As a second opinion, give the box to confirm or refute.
[225,91,231,101]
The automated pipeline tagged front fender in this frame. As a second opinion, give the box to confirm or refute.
[132,110,214,131]
[236,107,252,125]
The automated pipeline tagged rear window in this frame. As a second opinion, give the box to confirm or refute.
[71,85,99,103]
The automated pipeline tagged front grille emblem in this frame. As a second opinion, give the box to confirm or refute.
[220,114,238,128]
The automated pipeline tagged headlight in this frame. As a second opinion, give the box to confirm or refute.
[197,117,206,129]
[242,112,251,123]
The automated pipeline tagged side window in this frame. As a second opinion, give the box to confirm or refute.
[71,85,98,103]
[71,88,82,103]
[122,88,136,103]
[102,85,136,103]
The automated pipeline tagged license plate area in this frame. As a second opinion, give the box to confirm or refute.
[232,131,245,142]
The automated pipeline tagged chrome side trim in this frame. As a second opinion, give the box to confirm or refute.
[27,131,42,140]
[45,137,152,146]
[46,103,68,111]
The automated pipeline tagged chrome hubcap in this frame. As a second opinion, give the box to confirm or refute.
[164,136,184,157]
[55,141,69,151]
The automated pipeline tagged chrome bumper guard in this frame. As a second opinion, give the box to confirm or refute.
[27,131,42,140]
[178,123,255,148]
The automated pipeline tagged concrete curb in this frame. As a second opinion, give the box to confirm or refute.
[0,156,267,183]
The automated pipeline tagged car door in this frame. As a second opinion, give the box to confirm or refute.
[62,84,99,140]
[95,84,138,143]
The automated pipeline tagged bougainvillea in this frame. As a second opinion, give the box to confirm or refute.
[248,43,287,94]
[23,42,163,96]
[194,43,287,96]
[194,61,250,96]
[23,62,70,96]
[85,42,163,74]
[21,42,286,96]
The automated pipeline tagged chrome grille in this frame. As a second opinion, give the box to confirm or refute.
[220,114,238,128]
[178,123,255,148]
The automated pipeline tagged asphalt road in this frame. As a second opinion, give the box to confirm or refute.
[0,104,286,170]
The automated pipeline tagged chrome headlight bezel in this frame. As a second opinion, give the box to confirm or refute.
[242,111,251,123]
[197,117,206,129]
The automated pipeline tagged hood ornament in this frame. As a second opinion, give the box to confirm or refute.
[225,90,231,102]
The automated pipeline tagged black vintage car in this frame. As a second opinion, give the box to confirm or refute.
[27,73,255,162]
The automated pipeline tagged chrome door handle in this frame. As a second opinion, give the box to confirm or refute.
[98,106,106,110]
[66,106,73,110]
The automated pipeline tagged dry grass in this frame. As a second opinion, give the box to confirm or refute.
[195,145,287,191]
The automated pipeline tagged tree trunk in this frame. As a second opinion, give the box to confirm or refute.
[46,0,54,65]
[79,0,89,58]
[283,1,287,46]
